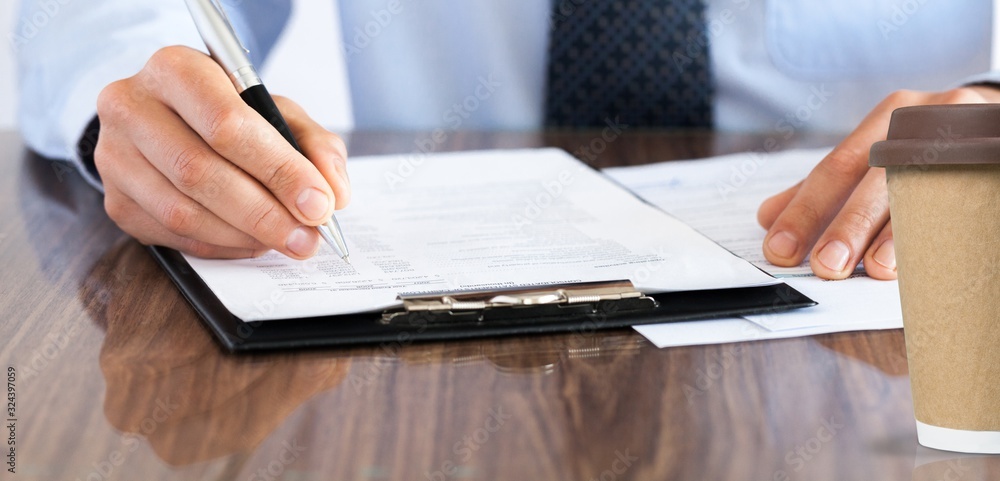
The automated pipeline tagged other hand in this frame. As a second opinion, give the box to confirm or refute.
[758,86,1000,280]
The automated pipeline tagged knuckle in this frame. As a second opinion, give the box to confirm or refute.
[183,240,219,259]
[159,199,202,237]
[818,148,866,180]
[938,87,982,105]
[93,139,114,174]
[839,207,882,236]
[103,195,127,223]
[784,202,823,231]
[311,134,348,170]
[97,80,136,123]
[147,46,192,75]
[244,198,285,238]
[263,156,302,195]
[171,145,212,190]
[328,135,348,160]
[227,247,260,259]
[272,95,297,111]
[204,105,246,146]
[884,89,921,106]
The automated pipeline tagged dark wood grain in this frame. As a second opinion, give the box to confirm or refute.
[3,129,998,480]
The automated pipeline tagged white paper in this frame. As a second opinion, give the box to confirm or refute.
[605,148,904,347]
[183,149,777,321]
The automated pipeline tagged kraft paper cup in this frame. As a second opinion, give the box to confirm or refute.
[870,104,1000,454]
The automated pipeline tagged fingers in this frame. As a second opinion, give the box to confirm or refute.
[274,96,352,209]
[757,181,801,229]
[807,168,890,279]
[761,149,867,267]
[761,92,906,268]
[755,88,991,279]
[95,111,268,256]
[863,222,897,280]
[138,46,337,226]
[105,184,266,259]
[105,142,266,251]
[102,78,320,259]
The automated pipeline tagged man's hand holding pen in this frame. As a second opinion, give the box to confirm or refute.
[95,46,350,260]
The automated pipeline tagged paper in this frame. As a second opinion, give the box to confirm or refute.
[183,149,777,321]
[605,148,904,347]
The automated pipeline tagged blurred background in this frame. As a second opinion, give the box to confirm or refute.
[0,1,354,133]
[1,3,16,130]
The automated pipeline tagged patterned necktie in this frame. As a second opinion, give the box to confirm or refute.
[545,0,713,128]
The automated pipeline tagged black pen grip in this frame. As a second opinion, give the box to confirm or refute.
[240,84,303,153]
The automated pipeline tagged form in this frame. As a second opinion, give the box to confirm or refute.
[605,149,903,348]
[184,149,777,321]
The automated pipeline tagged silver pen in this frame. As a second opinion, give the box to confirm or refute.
[184,0,350,263]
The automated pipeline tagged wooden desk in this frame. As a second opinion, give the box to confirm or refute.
[2,130,995,480]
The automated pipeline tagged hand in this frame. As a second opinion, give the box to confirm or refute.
[95,46,350,260]
[757,86,1000,280]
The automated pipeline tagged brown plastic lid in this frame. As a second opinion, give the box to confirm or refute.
[869,104,1000,167]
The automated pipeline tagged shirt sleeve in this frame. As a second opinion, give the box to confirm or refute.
[14,0,291,191]
[957,71,1000,87]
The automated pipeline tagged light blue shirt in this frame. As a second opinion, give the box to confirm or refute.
[13,0,995,189]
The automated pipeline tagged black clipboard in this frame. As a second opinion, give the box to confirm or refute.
[149,246,816,352]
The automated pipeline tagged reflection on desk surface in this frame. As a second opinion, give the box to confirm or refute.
[8,131,1000,480]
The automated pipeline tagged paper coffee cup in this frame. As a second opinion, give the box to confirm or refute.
[870,104,1000,454]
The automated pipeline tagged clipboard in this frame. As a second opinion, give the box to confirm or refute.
[148,246,816,352]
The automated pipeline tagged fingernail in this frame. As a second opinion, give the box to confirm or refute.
[873,239,896,271]
[817,240,851,272]
[296,187,331,221]
[766,231,799,259]
[285,226,317,257]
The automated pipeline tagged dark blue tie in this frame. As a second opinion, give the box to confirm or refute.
[545,0,713,128]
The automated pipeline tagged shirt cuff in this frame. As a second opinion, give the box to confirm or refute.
[956,71,1000,88]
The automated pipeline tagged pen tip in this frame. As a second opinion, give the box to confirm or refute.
[343,255,351,265]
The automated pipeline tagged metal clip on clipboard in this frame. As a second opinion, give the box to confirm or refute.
[380,280,658,325]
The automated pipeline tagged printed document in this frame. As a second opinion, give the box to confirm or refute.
[605,149,903,348]
[184,149,777,321]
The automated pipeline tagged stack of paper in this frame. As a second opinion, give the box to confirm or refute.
[604,149,903,348]
[183,149,778,321]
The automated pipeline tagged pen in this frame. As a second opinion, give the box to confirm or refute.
[183,0,351,263]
